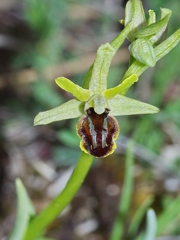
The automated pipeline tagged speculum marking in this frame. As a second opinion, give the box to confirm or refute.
[77,108,119,157]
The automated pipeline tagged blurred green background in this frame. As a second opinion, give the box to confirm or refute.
[0,0,180,239]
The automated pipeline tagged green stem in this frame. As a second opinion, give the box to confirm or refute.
[110,22,133,51]
[23,152,94,240]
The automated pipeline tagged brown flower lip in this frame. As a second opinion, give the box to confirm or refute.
[77,107,119,158]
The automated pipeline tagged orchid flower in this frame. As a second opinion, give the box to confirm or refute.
[34,0,180,158]
[34,43,159,157]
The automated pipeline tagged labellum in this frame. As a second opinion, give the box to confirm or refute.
[77,108,119,157]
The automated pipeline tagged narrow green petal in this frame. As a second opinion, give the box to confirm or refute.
[103,74,138,98]
[108,95,159,116]
[55,77,91,101]
[34,99,84,125]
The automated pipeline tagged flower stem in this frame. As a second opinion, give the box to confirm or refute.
[23,152,94,240]
[110,22,133,51]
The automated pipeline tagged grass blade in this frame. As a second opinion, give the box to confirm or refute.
[129,196,154,237]
[110,141,134,240]
[8,179,35,240]
[144,209,157,240]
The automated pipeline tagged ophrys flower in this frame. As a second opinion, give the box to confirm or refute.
[34,43,159,157]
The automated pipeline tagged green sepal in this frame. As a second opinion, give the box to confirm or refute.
[103,74,138,98]
[55,77,91,101]
[34,99,84,125]
[108,95,159,116]
[85,94,108,115]
[89,43,115,94]
[135,8,172,43]
[129,38,156,67]
[124,0,146,41]
[82,22,133,89]
[8,179,35,240]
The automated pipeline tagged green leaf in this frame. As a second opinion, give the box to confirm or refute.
[8,179,35,240]
[144,209,157,240]
[129,38,156,67]
[53,147,80,166]
[55,77,91,101]
[32,80,64,108]
[34,99,84,125]
[104,74,138,98]
[108,95,159,116]
[157,194,180,234]
[110,141,134,240]
[56,129,79,148]
[128,197,154,237]
[135,209,157,240]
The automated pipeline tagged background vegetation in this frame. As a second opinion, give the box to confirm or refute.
[0,0,180,239]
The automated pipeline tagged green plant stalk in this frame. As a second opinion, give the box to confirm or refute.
[110,141,134,240]
[23,152,93,240]
[110,22,133,52]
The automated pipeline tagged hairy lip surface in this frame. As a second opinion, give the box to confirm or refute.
[77,108,119,158]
